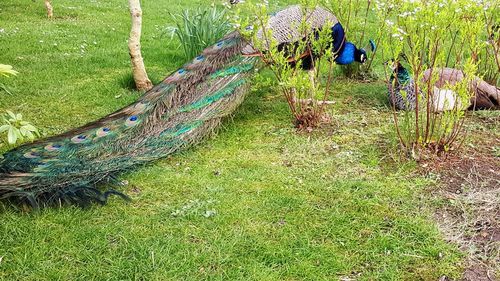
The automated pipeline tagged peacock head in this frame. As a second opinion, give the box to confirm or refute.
[385,58,400,71]
[334,39,375,65]
[335,42,370,65]
[356,39,376,63]
[354,47,368,64]
[385,54,410,72]
[385,58,410,82]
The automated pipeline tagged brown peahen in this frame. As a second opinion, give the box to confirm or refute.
[422,68,500,110]
[0,5,366,208]
[388,61,500,111]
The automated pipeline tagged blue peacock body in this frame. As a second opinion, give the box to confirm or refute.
[0,6,370,208]
[242,5,370,68]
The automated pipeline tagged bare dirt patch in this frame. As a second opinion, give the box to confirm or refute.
[425,114,499,281]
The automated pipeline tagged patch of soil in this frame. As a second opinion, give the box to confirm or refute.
[463,265,498,281]
[423,115,499,281]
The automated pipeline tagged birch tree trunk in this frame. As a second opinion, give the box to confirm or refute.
[44,0,53,18]
[128,0,152,91]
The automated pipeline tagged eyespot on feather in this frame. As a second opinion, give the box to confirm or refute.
[71,134,89,144]
[125,115,140,127]
[23,151,41,159]
[185,55,206,70]
[193,55,205,63]
[44,143,63,152]
[95,127,112,138]
[215,40,225,48]
[164,68,188,83]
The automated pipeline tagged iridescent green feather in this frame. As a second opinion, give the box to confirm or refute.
[0,32,258,208]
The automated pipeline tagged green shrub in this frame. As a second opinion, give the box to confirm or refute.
[379,0,490,157]
[231,0,337,129]
[0,110,39,145]
[478,10,500,85]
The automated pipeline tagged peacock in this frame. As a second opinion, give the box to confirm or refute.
[0,5,368,208]
[241,5,373,68]
[387,60,500,111]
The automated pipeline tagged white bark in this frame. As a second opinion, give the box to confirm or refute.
[128,0,152,91]
[44,0,53,18]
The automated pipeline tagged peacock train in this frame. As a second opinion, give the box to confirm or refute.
[0,5,370,208]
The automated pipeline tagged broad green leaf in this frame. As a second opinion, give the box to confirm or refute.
[24,130,34,140]
[22,124,37,132]
[7,127,17,144]
[0,64,18,77]
[6,110,16,119]
[14,127,22,139]
[0,125,9,133]
[19,127,28,135]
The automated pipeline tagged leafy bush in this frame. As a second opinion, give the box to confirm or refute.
[232,0,337,129]
[379,0,491,157]
[0,111,39,145]
[478,9,500,85]
[168,5,231,60]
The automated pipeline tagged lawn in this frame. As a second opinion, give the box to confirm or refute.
[0,0,474,280]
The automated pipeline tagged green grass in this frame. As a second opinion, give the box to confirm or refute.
[0,1,465,280]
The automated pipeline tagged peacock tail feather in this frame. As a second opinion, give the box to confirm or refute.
[0,31,258,208]
[1,5,353,208]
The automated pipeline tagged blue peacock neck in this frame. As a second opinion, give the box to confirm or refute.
[391,64,411,85]
[335,43,356,65]
[331,23,346,54]
[331,23,365,65]
[331,23,352,65]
